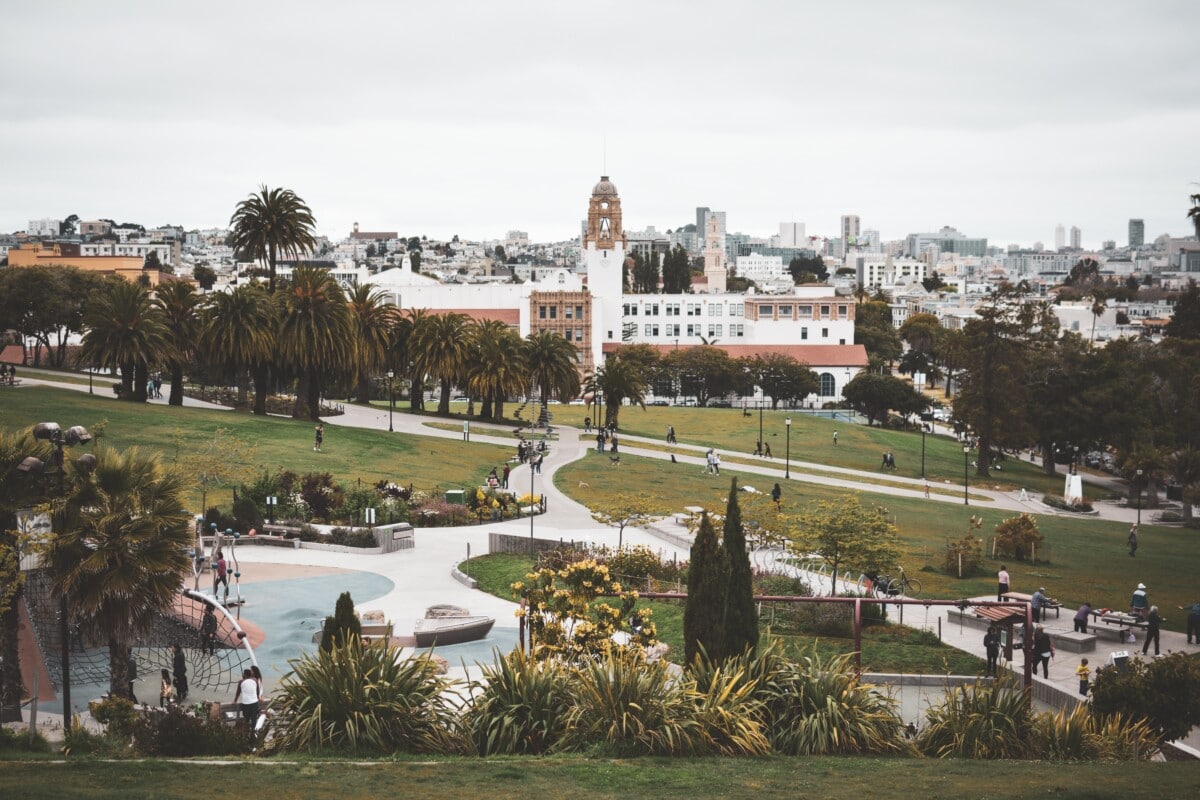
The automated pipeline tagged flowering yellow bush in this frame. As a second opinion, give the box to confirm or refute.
[514,558,656,662]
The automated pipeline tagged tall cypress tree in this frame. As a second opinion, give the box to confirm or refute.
[319,591,362,651]
[684,513,729,666]
[723,478,758,656]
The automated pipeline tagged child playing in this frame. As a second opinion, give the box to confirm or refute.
[160,668,174,707]
[1076,658,1090,696]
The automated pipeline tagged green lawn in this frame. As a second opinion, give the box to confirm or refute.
[461,554,982,674]
[1,386,514,511]
[555,451,1200,633]
[3,748,1196,798]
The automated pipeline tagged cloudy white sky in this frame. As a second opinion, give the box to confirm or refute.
[3,1,1198,248]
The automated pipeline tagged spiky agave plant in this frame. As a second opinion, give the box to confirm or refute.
[269,636,462,755]
[917,676,1032,759]
[462,648,574,755]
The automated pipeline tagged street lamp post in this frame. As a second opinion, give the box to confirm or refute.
[18,422,95,732]
[529,458,536,557]
[963,444,970,506]
[386,370,394,433]
[1136,468,1143,527]
[785,417,792,479]
[758,392,764,454]
[921,424,928,479]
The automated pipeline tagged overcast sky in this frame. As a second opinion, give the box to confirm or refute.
[3,1,1198,248]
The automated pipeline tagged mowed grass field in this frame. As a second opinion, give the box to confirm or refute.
[1,756,1198,799]
[556,450,1200,633]
[0,386,514,511]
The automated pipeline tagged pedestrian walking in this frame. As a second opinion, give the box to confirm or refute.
[172,642,189,702]
[159,669,174,707]
[1076,658,1090,696]
[213,550,229,600]
[771,482,781,509]
[754,441,763,457]
[609,434,618,454]
[763,442,772,458]
[200,604,218,655]
[314,424,324,452]
[924,483,931,498]
[502,464,511,489]
[997,565,1010,602]
[533,452,544,474]
[983,625,1000,677]
[1127,523,1138,556]
[713,452,721,475]
[584,416,591,433]
[1142,606,1163,656]
[832,430,838,446]
[1178,599,1200,644]
[1033,625,1054,678]
[235,668,261,732]
[596,431,605,453]
[705,449,715,475]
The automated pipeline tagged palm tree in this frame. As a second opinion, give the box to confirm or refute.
[346,284,394,404]
[1188,193,1200,238]
[229,185,317,294]
[0,428,53,722]
[47,445,191,700]
[595,357,648,429]
[1089,296,1107,348]
[523,330,580,419]
[200,284,277,412]
[80,280,168,402]
[392,308,431,411]
[465,320,526,421]
[277,265,353,421]
[154,280,202,406]
[412,312,471,415]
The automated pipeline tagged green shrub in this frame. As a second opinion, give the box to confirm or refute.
[943,533,985,577]
[1042,496,1094,513]
[463,648,574,755]
[129,705,250,756]
[232,495,264,530]
[89,696,138,740]
[270,636,461,755]
[319,591,362,652]
[918,678,1032,758]
[993,514,1046,561]
[0,724,52,754]
[62,723,127,757]
[1089,652,1200,743]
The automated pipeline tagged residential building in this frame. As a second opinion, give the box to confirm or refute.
[7,242,162,284]
[778,221,805,248]
[26,218,60,237]
[1055,224,1065,251]
[1129,219,1145,248]
[905,226,988,258]
[1070,226,1081,250]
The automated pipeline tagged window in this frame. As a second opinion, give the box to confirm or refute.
[707,324,722,337]
[778,304,793,317]
[645,324,653,336]
[733,324,744,337]
[549,307,557,319]
[801,327,808,340]
[667,323,680,336]
[576,305,584,319]
[576,328,584,342]
[819,373,836,397]
[538,306,546,319]
[822,327,828,338]
[650,325,659,336]
[820,305,830,315]
[687,323,701,336]
[709,304,722,317]
[839,338,846,345]
[730,303,743,317]
[760,305,774,317]
[647,303,660,316]
[687,303,702,316]
[666,303,680,316]
[798,305,812,316]
[564,306,573,319]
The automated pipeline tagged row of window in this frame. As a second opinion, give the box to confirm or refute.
[537,305,586,320]
[754,304,843,318]
[642,324,747,338]
[623,303,745,317]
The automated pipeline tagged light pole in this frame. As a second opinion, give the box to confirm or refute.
[758,391,764,454]
[921,424,928,479]
[18,422,95,732]
[963,444,970,506]
[1136,468,1143,527]
[386,370,394,433]
[785,417,792,478]
[529,457,536,557]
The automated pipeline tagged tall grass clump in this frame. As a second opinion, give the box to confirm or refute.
[463,648,574,755]
[270,635,461,755]
[918,678,1033,758]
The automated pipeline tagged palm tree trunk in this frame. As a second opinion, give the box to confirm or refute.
[293,373,309,419]
[121,360,134,398]
[493,393,505,422]
[480,396,493,420]
[134,361,149,403]
[356,373,371,406]
[438,379,451,415]
[169,364,184,406]
[409,371,423,411]
[1040,438,1057,476]
[306,367,322,422]
[108,638,131,701]
[252,363,269,416]
[0,586,24,723]
[236,368,249,409]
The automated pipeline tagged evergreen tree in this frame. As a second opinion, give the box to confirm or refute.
[722,478,758,657]
[319,591,362,651]
[684,513,729,666]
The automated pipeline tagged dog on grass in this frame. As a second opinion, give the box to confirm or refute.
[578,481,590,488]
[609,456,621,467]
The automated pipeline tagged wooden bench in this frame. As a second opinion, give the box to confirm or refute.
[0,379,22,387]
[1002,591,1061,618]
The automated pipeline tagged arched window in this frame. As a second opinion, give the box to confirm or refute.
[819,372,836,397]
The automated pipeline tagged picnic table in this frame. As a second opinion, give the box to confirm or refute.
[1002,591,1061,618]
[1089,609,1147,638]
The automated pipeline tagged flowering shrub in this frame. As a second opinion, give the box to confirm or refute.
[514,558,656,662]
[411,498,472,527]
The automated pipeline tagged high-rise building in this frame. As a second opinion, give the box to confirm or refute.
[778,221,806,248]
[1055,224,1065,251]
[1129,219,1145,248]
[841,215,861,247]
[1070,226,1081,250]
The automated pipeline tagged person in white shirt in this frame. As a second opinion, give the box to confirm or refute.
[235,668,260,728]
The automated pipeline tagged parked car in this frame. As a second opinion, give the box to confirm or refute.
[1085,451,1103,468]
[650,400,669,406]
[710,399,733,408]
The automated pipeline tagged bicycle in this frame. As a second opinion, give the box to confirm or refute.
[879,566,921,598]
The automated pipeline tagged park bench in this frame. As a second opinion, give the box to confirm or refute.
[1003,591,1061,618]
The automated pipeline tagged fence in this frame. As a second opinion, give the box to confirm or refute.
[488,531,586,557]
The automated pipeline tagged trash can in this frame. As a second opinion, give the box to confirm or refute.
[444,489,465,505]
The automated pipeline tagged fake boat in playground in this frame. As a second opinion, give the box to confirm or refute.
[413,605,495,647]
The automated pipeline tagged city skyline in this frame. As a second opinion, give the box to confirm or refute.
[2,1,1198,247]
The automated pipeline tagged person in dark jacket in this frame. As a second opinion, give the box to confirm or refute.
[172,642,188,702]
[1142,606,1163,656]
